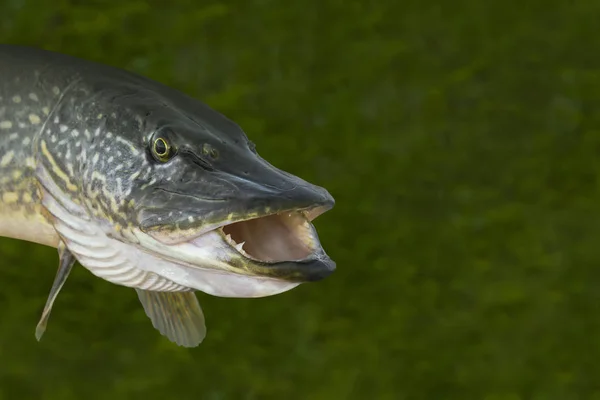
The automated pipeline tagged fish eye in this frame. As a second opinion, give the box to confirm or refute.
[152,137,173,162]
[202,143,219,160]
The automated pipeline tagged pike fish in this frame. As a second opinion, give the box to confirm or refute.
[0,44,335,347]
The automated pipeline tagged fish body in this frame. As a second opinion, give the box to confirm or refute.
[0,45,335,346]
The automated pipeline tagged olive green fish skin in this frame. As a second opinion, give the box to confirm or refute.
[0,44,336,286]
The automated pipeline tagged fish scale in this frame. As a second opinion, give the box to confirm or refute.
[0,60,60,247]
[0,44,336,348]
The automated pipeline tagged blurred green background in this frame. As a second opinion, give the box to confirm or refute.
[1,0,600,399]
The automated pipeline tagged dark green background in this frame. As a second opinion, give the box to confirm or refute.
[1,0,600,399]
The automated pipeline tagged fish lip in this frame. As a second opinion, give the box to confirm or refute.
[240,252,337,283]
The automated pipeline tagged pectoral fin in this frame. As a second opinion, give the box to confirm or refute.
[135,289,206,348]
[35,241,76,341]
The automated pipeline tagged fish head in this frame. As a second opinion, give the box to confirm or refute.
[68,91,336,296]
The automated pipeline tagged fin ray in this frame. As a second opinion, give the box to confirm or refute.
[35,241,76,341]
[135,289,206,348]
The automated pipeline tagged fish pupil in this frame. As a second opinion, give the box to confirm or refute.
[154,138,168,156]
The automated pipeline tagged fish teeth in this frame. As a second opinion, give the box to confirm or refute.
[225,233,244,253]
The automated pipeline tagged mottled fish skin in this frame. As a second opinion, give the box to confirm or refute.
[0,45,336,346]
[0,46,187,292]
[0,59,61,247]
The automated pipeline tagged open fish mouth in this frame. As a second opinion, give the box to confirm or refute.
[218,210,319,263]
[180,205,335,283]
[136,171,337,284]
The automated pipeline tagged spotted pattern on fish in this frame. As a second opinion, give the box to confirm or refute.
[0,69,62,246]
[0,47,190,289]
[0,44,336,348]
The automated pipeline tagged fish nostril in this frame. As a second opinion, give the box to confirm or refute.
[179,175,194,184]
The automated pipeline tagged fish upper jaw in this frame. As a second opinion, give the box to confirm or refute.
[135,151,335,239]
